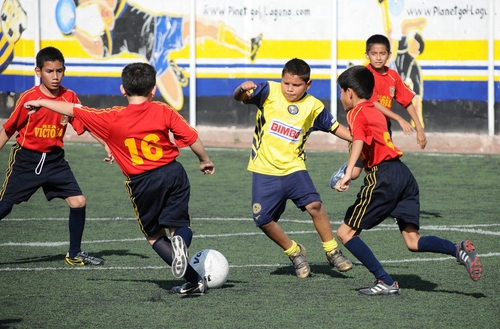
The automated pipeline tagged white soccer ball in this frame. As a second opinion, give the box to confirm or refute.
[189,249,229,289]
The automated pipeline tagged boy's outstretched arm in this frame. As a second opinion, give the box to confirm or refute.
[336,140,364,192]
[24,99,75,116]
[405,103,427,149]
[234,81,257,101]
[331,123,352,142]
[189,138,215,175]
[373,101,414,134]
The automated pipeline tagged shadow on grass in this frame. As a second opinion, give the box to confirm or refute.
[0,249,149,265]
[420,210,443,219]
[392,274,486,298]
[89,277,236,299]
[0,318,22,329]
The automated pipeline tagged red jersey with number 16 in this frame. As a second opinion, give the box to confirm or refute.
[72,101,198,176]
[347,101,403,169]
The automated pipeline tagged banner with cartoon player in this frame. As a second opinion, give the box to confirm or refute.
[0,0,498,133]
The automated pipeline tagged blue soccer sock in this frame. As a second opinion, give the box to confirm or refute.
[417,236,457,257]
[345,236,394,285]
[68,206,86,258]
[152,236,174,264]
[0,201,13,220]
[174,226,193,248]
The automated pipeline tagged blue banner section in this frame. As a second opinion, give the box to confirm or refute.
[1,75,498,102]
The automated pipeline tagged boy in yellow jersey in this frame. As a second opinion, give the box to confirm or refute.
[233,58,353,278]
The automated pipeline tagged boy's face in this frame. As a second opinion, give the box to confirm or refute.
[339,87,353,112]
[280,72,311,102]
[35,60,65,96]
[365,44,391,72]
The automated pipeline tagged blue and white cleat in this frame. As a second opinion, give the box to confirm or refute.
[330,162,348,189]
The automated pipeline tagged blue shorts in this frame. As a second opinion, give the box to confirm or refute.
[0,144,82,204]
[251,171,321,227]
[125,161,191,236]
[344,158,420,230]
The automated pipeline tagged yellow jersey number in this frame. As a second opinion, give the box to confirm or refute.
[124,134,163,165]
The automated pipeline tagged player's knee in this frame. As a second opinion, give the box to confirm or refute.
[66,195,86,208]
[0,201,13,219]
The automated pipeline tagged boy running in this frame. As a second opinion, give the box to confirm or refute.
[234,58,353,278]
[334,65,482,296]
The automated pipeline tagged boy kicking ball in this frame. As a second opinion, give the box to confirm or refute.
[333,65,482,296]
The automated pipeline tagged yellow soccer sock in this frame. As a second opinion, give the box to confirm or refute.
[322,239,339,253]
[284,240,300,256]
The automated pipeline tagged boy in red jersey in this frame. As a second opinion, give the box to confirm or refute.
[234,58,353,278]
[334,65,482,296]
[25,62,215,295]
[0,46,104,266]
[330,34,426,188]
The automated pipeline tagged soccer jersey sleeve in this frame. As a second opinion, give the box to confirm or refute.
[244,82,270,108]
[166,107,198,148]
[311,108,339,133]
[393,72,415,108]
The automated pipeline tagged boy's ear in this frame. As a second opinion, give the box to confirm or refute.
[119,84,127,96]
[305,80,312,90]
[151,86,157,97]
[364,52,369,60]
[34,67,41,78]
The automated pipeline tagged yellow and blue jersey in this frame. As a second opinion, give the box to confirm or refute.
[244,81,339,176]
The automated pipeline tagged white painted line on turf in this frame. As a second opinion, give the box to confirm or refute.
[1,222,499,247]
[1,252,499,272]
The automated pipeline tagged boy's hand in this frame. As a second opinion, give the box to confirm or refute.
[24,100,42,114]
[200,161,215,175]
[335,175,351,192]
[397,118,415,135]
[416,130,427,149]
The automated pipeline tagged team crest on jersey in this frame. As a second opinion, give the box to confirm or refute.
[287,105,299,115]
[389,86,395,97]
[269,119,302,143]
[60,115,69,126]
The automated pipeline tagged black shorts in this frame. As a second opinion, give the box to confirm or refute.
[344,158,420,230]
[125,160,191,236]
[0,144,82,204]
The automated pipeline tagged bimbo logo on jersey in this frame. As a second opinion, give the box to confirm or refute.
[269,119,302,142]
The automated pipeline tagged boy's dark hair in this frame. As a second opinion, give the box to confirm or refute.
[36,47,65,68]
[366,34,391,53]
[121,62,157,97]
[282,58,310,82]
[337,65,374,100]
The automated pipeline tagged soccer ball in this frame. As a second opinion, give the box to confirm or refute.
[189,249,229,289]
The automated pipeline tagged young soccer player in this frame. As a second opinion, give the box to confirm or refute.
[334,65,482,296]
[330,34,427,188]
[0,46,104,266]
[25,62,215,295]
[233,58,353,278]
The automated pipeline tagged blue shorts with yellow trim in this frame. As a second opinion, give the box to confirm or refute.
[344,158,420,230]
[251,170,321,227]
